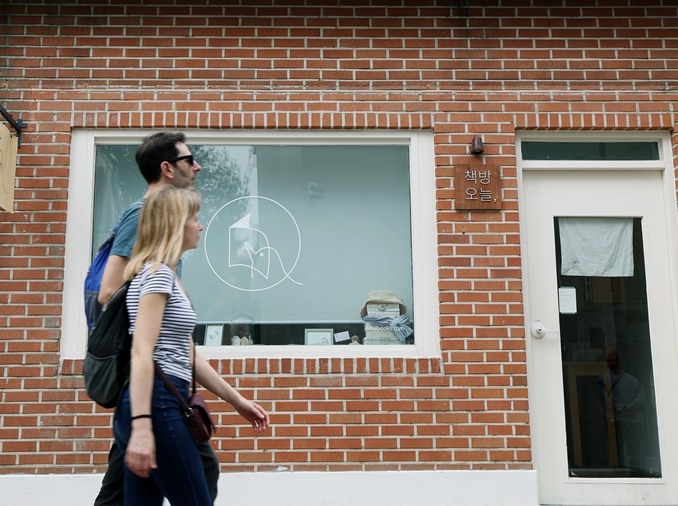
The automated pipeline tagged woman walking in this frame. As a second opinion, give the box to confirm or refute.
[114,185,270,505]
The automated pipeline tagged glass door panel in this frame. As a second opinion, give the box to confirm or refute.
[555,217,661,478]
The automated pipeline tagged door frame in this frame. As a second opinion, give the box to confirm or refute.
[516,131,678,504]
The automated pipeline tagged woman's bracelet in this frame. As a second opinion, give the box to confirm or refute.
[131,414,152,421]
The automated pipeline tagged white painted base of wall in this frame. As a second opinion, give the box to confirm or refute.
[0,470,538,506]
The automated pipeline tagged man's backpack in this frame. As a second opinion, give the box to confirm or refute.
[83,281,132,408]
[84,200,143,330]
[84,232,115,330]
[83,199,142,408]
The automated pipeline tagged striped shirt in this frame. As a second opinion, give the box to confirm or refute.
[126,262,196,382]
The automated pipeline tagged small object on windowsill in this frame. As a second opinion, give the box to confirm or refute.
[334,330,351,345]
[349,335,362,345]
[231,335,254,346]
[359,290,407,319]
[204,325,223,346]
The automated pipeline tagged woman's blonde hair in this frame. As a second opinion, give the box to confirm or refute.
[124,186,201,280]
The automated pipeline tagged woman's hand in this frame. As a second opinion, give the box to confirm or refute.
[232,398,271,432]
[125,420,157,478]
[193,351,271,431]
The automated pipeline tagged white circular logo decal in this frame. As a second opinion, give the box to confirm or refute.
[204,196,302,292]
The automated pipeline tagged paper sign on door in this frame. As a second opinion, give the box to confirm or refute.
[558,287,577,314]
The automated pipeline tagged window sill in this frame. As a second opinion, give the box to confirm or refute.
[198,342,439,359]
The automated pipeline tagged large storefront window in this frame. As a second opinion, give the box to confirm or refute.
[92,141,417,347]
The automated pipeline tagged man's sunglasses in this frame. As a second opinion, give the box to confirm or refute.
[169,154,195,166]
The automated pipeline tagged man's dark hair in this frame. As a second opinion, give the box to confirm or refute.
[135,132,186,183]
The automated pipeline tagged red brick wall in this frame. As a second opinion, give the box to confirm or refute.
[1,0,676,475]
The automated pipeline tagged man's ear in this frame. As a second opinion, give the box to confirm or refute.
[160,161,174,180]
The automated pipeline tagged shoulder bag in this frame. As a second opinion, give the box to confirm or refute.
[154,362,216,443]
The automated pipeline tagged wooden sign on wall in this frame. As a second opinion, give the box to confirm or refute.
[0,122,18,213]
[454,165,501,211]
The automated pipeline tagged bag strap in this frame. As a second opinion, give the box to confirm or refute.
[191,344,198,396]
[153,362,192,416]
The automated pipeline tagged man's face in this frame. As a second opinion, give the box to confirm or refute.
[170,142,201,188]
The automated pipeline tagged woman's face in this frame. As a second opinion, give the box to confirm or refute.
[182,212,203,252]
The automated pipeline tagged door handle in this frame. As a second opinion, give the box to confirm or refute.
[530,322,559,339]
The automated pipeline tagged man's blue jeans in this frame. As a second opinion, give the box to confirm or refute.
[113,375,213,506]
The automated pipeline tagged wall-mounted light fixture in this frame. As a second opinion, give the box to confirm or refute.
[470,135,484,155]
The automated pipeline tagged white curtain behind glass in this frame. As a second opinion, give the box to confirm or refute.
[559,217,634,277]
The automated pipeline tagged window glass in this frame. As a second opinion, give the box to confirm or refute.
[93,143,414,346]
[522,142,659,161]
[92,144,141,256]
[555,218,661,478]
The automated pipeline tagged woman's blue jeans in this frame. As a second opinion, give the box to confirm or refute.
[114,374,212,506]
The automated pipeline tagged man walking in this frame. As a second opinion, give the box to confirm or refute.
[92,132,220,505]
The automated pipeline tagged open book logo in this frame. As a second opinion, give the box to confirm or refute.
[229,213,272,279]
[204,196,302,292]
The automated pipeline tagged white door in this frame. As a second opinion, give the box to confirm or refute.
[523,169,678,505]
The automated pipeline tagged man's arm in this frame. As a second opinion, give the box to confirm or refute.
[98,254,129,305]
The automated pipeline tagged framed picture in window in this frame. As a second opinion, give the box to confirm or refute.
[204,325,224,346]
[305,328,333,345]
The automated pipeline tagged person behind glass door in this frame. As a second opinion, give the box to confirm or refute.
[601,350,645,468]
[114,186,270,505]
[93,132,220,506]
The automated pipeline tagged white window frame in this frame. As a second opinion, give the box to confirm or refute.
[61,129,440,360]
[517,131,671,171]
